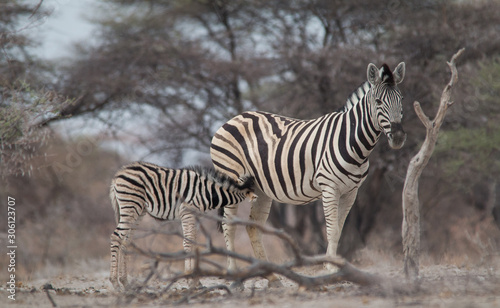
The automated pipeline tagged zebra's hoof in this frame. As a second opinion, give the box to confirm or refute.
[109,281,122,292]
[189,280,205,290]
[324,263,339,273]
[267,279,284,288]
[119,276,129,289]
[230,280,245,291]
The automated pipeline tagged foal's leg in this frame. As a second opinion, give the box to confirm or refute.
[221,203,239,271]
[180,207,200,288]
[110,230,123,290]
[109,200,144,291]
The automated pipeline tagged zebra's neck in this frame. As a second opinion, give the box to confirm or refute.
[339,81,372,113]
[339,82,382,162]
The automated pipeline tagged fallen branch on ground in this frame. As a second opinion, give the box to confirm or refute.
[125,210,413,299]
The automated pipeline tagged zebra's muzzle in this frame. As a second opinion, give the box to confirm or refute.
[387,122,406,149]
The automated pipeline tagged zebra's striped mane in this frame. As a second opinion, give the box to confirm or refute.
[338,63,395,113]
[380,63,395,85]
[184,165,254,192]
[337,81,371,113]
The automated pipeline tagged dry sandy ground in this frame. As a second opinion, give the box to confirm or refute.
[2,260,500,308]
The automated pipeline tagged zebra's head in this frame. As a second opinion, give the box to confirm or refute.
[367,62,406,149]
[236,175,258,202]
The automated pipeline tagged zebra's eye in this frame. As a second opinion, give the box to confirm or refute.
[375,99,383,106]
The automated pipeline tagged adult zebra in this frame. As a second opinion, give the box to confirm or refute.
[210,62,406,287]
[109,162,257,291]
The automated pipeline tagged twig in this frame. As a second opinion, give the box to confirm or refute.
[123,259,160,305]
[173,285,232,305]
[42,283,57,307]
[192,209,304,262]
[29,0,44,19]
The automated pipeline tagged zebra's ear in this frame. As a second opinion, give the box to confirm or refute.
[393,62,405,84]
[367,63,380,85]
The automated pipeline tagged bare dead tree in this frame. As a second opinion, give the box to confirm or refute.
[402,48,465,280]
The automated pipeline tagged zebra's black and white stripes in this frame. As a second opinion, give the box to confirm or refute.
[109,161,256,291]
[210,63,405,286]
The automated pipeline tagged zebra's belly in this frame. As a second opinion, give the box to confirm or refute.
[256,176,323,205]
[146,200,182,220]
[256,168,367,205]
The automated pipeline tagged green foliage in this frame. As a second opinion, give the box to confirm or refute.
[434,57,500,189]
[0,1,65,178]
[436,125,500,179]
[0,106,23,142]
[0,79,73,178]
[474,57,500,113]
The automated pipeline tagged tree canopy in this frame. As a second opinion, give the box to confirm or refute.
[1,0,499,261]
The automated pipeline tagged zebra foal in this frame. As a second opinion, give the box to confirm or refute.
[109,161,256,291]
[211,62,406,287]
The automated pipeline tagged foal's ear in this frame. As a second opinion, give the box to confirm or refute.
[393,62,405,84]
[367,63,381,85]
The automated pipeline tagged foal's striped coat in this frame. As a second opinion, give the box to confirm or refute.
[109,161,256,290]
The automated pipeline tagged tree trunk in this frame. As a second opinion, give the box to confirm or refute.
[402,48,464,280]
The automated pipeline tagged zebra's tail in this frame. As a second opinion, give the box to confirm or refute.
[217,175,256,233]
[237,175,255,191]
[109,181,120,225]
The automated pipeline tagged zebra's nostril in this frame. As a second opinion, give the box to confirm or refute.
[388,122,406,149]
[390,122,405,133]
[394,130,405,139]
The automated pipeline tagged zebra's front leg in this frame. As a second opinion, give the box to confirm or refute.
[246,192,283,288]
[321,187,342,271]
[338,189,359,238]
[180,208,201,288]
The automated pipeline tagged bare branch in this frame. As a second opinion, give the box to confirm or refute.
[126,210,413,302]
[433,48,465,130]
[413,101,431,129]
[29,0,44,20]
[174,285,231,305]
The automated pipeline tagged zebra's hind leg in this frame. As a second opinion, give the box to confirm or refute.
[118,213,145,289]
[221,204,239,272]
[109,231,122,291]
[109,227,134,291]
[118,236,130,288]
[110,206,144,291]
[246,191,283,288]
[180,207,202,288]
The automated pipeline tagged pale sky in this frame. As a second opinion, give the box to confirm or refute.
[31,0,100,59]
[17,0,209,165]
